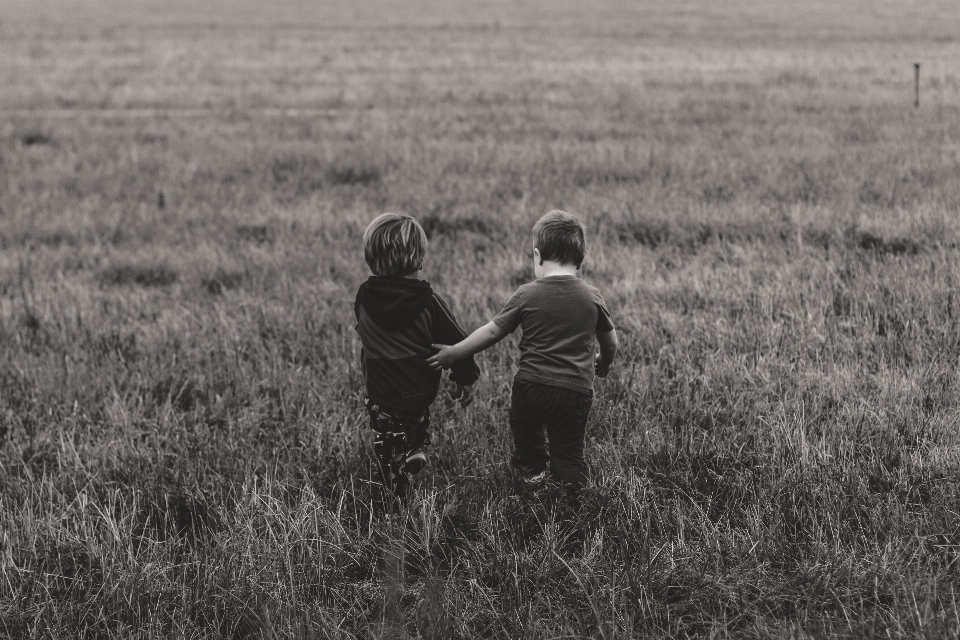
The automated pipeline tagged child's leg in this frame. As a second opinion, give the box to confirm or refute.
[402,408,431,474]
[367,403,410,499]
[403,408,431,454]
[545,390,593,490]
[508,380,550,474]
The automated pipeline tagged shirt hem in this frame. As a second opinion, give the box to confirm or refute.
[515,372,593,397]
[366,391,437,415]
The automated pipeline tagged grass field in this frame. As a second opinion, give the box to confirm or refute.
[2,0,960,637]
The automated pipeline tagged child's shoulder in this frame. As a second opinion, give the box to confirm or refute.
[528,276,602,295]
[425,283,454,311]
[507,278,601,313]
[552,279,607,312]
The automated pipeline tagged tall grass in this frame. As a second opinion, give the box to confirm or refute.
[2,0,960,637]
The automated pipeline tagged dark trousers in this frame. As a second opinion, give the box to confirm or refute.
[509,379,593,489]
[366,399,431,500]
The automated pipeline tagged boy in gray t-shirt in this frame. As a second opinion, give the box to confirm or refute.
[427,210,618,489]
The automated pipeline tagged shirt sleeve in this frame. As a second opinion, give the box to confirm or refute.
[595,290,615,333]
[491,287,526,334]
[429,292,480,387]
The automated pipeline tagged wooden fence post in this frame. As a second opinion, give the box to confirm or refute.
[914,62,920,108]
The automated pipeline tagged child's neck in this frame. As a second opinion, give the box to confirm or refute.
[538,261,578,279]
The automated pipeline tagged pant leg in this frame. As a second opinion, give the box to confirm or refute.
[372,427,407,498]
[368,405,409,500]
[508,379,550,474]
[403,408,431,453]
[545,389,593,490]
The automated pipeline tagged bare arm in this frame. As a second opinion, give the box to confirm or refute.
[426,321,511,370]
[595,328,619,377]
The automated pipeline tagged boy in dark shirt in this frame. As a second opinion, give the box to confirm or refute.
[428,210,618,490]
[355,212,479,500]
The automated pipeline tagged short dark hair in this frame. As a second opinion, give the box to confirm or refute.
[533,210,585,268]
[363,212,428,276]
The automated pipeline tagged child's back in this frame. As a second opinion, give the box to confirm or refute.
[356,275,476,412]
[492,275,612,396]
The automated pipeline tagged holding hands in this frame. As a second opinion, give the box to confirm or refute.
[426,321,509,372]
[427,344,473,408]
[426,343,458,371]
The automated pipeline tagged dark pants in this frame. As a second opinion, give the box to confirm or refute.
[366,399,431,500]
[509,379,593,489]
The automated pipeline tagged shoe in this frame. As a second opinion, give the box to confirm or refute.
[405,449,428,474]
[523,470,549,485]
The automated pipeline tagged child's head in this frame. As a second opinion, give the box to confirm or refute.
[532,210,585,269]
[363,212,428,277]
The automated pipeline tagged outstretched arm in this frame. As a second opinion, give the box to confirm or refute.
[595,328,619,377]
[426,321,510,370]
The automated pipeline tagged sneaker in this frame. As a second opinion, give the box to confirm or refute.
[523,470,549,485]
[405,449,428,474]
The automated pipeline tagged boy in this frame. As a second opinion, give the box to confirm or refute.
[427,210,618,490]
[355,212,479,500]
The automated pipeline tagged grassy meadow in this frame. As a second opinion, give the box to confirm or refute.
[2,0,960,636]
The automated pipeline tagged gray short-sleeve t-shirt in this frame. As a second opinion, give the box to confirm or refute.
[492,275,614,395]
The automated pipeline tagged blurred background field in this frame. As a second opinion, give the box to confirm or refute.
[1,0,960,637]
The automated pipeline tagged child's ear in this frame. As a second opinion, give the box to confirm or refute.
[533,248,542,265]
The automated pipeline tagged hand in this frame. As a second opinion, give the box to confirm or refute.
[451,384,473,408]
[594,352,610,378]
[426,344,458,370]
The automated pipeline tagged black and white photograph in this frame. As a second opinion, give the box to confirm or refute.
[1,0,959,637]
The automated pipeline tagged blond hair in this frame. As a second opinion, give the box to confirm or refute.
[363,212,428,276]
